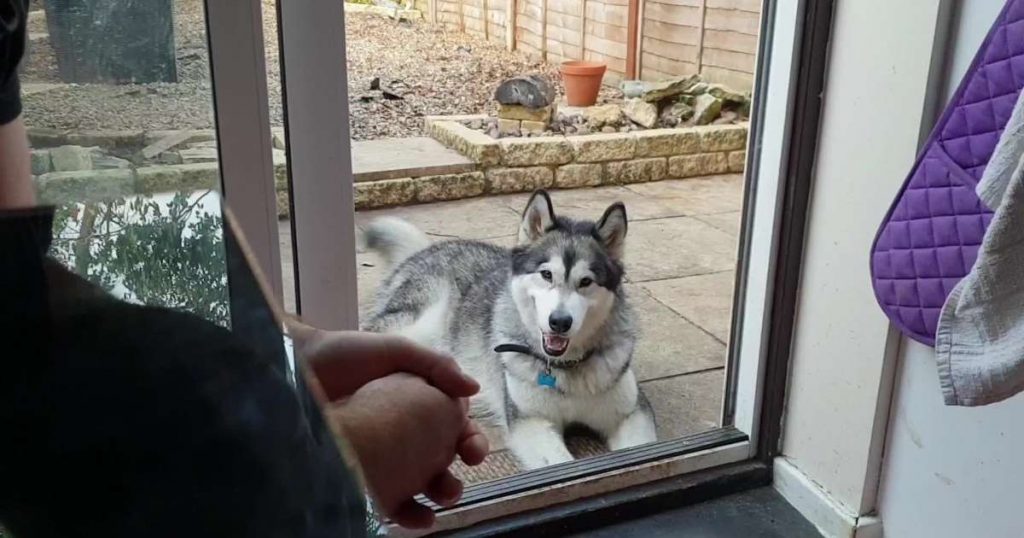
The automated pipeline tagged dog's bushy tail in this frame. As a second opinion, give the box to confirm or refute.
[362,217,431,268]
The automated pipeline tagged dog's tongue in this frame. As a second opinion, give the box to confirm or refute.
[544,334,569,353]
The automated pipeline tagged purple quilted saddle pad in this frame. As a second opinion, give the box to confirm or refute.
[872,0,1024,346]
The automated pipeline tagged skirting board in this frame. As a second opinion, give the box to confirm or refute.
[773,457,883,538]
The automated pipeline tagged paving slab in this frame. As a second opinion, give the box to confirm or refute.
[356,194,523,240]
[629,285,726,382]
[641,271,736,343]
[695,210,742,236]
[641,369,725,440]
[351,137,476,182]
[496,184,695,222]
[625,217,738,282]
[626,174,744,216]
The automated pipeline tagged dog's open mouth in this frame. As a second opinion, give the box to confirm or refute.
[542,333,570,357]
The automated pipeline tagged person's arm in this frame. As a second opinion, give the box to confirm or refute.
[0,0,34,209]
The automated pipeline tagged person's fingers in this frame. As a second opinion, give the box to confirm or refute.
[305,332,480,400]
[424,469,464,508]
[457,420,490,466]
[390,498,436,529]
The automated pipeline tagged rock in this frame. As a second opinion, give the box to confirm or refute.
[713,110,740,125]
[522,120,547,135]
[642,74,702,103]
[623,98,658,129]
[498,103,554,123]
[659,101,694,127]
[708,84,747,105]
[50,145,93,172]
[692,94,723,125]
[271,128,287,150]
[620,126,630,133]
[36,169,134,203]
[584,104,624,128]
[91,152,133,170]
[685,82,710,95]
[498,118,521,137]
[30,150,51,175]
[179,147,220,163]
[494,75,556,108]
[601,126,616,133]
[469,119,484,130]
[487,126,500,139]
[158,151,183,165]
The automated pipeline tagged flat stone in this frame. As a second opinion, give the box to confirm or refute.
[355,177,418,210]
[144,129,217,146]
[624,217,736,281]
[708,84,748,105]
[135,166,184,193]
[634,129,701,157]
[30,150,51,175]
[570,133,636,162]
[494,75,556,108]
[498,104,554,123]
[521,120,547,135]
[26,127,68,148]
[668,153,729,178]
[415,171,487,203]
[640,271,735,342]
[50,145,93,172]
[623,98,658,128]
[695,211,741,236]
[606,157,667,185]
[65,130,145,151]
[356,195,523,240]
[500,138,574,166]
[486,167,553,193]
[698,124,749,152]
[91,153,133,170]
[352,137,475,182]
[498,118,521,136]
[627,285,726,382]
[728,150,747,172]
[158,151,183,165]
[555,163,604,188]
[641,74,702,103]
[659,101,695,127]
[626,176,744,216]
[639,369,724,440]
[178,163,221,190]
[692,94,723,125]
[584,104,624,128]
[142,130,194,160]
[179,147,219,163]
[36,169,134,204]
[431,121,501,166]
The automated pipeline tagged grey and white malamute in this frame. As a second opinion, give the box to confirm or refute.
[362,191,657,469]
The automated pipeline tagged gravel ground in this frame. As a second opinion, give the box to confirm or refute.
[21,0,619,139]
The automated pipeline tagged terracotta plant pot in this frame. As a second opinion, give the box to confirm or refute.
[560,60,607,107]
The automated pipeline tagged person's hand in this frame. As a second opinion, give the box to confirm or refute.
[287,323,480,401]
[328,373,488,528]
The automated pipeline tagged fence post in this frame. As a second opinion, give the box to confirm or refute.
[542,0,548,60]
[506,0,516,50]
[626,0,640,78]
[696,0,707,73]
[579,0,586,60]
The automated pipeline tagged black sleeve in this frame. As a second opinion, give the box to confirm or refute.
[0,0,28,126]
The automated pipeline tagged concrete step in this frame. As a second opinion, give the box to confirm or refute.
[352,136,475,182]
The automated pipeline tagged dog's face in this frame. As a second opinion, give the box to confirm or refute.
[510,191,627,358]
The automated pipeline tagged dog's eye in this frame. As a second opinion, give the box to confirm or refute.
[579,277,593,288]
[540,270,553,282]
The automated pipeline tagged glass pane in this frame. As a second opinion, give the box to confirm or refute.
[277,0,762,488]
[22,0,227,324]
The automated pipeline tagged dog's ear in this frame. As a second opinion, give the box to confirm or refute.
[518,190,556,245]
[596,202,628,259]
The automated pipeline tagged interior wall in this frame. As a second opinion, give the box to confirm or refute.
[778,0,945,516]
[876,2,1024,537]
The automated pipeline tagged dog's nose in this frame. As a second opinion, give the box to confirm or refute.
[548,312,573,334]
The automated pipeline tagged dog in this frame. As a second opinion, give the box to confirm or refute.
[361,190,657,469]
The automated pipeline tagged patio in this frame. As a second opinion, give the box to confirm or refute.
[280,173,742,484]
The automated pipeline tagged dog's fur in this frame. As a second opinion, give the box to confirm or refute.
[363,191,657,469]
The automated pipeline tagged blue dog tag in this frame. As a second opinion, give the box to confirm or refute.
[537,370,557,388]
